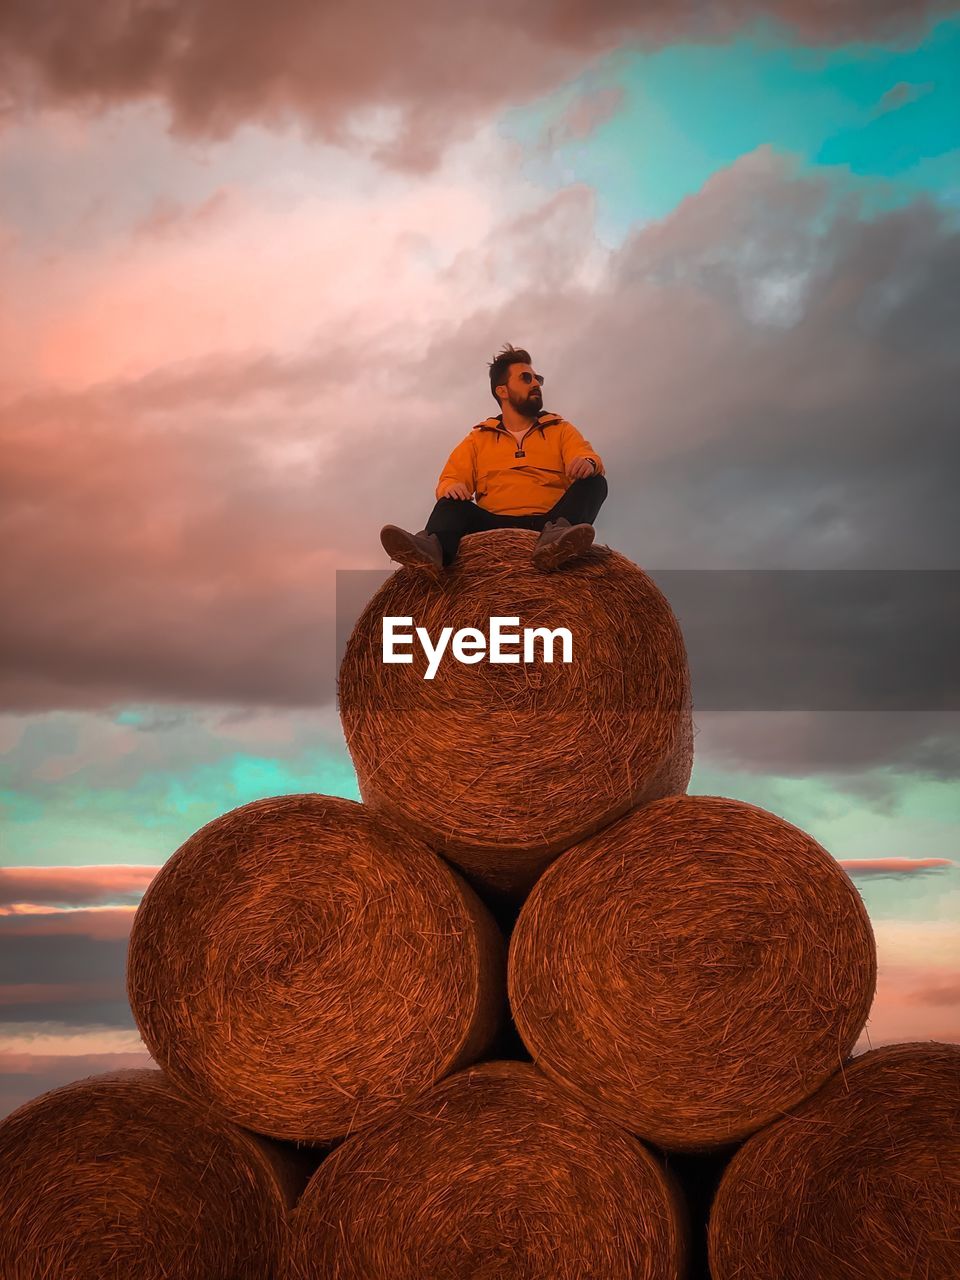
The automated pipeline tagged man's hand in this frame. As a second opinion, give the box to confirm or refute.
[566,455,597,480]
[440,482,472,500]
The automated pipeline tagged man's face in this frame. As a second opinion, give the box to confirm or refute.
[498,362,544,418]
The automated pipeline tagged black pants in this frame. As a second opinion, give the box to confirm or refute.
[425,474,608,567]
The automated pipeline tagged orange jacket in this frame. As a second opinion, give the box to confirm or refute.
[435,411,605,516]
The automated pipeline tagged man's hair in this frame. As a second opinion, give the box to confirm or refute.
[488,344,533,406]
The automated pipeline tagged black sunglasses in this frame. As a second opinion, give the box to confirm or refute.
[518,372,545,385]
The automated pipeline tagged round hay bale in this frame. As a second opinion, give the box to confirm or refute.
[509,794,877,1150]
[127,793,505,1143]
[289,1060,690,1280]
[338,531,693,896]
[0,1068,300,1280]
[708,1042,960,1280]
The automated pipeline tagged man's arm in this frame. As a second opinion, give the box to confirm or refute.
[436,434,477,500]
[559,421,605,478]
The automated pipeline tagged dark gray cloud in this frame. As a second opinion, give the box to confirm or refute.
[0,935,128,985]
[0,928,136,1035]
[0,994,133,1028]
[579,182,960,573]
[691,710,960,780]
[839,858,955,878]
[0,909,134,941]
[657,570,959,711]
[0,2,950,170]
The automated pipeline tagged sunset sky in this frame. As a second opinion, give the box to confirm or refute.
[1,2,959,1119]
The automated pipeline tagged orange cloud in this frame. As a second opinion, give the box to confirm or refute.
[853,915,960,1053]
[0,175,495,388]
[907,978,960,1007]
[0,1049,152,1073]
[855,961,960,1053]
[0,866,159,908]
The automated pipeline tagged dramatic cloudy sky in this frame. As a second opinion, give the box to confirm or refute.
[1,2,958,1118]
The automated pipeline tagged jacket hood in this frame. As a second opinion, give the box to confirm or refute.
[472,411,562,432]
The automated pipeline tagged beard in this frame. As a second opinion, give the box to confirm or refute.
[509,389,542,418]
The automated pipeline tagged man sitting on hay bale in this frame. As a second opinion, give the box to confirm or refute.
[380,344,608,573]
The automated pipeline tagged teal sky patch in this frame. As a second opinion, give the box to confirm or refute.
[501,16,960,243]
[0,746,361,867]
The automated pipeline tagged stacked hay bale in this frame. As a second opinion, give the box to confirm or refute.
[289,1061,691,1280]
[707,1041,960,1280]
[0,1068,311,1279]
[126,793,505,1143]
[339,532,694,899]
[507,793,878,1151]
[2,529,956,1279]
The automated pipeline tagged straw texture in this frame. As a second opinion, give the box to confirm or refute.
[0,1068,297,1280]
[509,793,877,1150]
[127,793,505,1143]
[338,530,693,896]
[709,1041,960,1280]
[288,1060,690,1280]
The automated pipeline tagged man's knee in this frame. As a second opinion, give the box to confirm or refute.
[573,473,608,502]
[427,497,484,535]
[569,473,607,493]
[559,472,607,524]
[431,497,477,516]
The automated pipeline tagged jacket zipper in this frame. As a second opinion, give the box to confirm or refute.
[483,418,546,458]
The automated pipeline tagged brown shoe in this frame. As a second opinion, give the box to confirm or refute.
[531,518,595,571]
[380,525,445,571]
